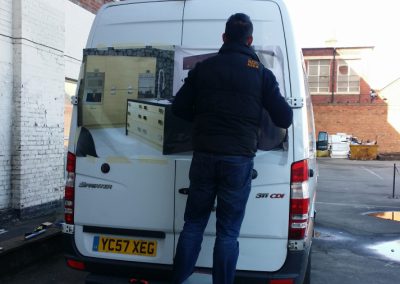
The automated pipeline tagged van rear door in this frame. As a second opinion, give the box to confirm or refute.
[72,0,184,265]
[88,1,184,47]
[176,0,293,272]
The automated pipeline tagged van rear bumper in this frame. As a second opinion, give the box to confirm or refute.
[64,234,311,284]
[63,233,173,281]
[235,249,310,284]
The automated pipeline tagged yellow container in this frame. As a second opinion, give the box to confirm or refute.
[350,145,378,160]
[317,150,330,157]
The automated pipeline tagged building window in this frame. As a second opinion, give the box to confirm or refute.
[336,60,360,93]
[307,59,330,94]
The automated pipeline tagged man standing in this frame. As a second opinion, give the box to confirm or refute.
[171,13,293,284]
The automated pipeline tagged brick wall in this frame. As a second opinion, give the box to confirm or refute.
[0,0,97,219]
[69,0,115,14]
[304,47,400,154]
[311,92,385,105]
[313,102,400,153]
[0,0,13,210]
[0,0,66,217]
[304,48,373,104]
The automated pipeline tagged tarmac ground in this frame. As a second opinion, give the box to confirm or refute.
[0,212,64,276]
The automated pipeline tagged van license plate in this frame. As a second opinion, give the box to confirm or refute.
[93,236,157,257]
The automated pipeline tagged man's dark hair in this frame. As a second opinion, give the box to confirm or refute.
[225,13,253,44]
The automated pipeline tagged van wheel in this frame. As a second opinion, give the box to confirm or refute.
[303,251,311,284]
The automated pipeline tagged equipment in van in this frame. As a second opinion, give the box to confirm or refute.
[127,99,192,154]
[79,46,193,154]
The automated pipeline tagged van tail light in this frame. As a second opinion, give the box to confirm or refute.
[66,259,85,270]
[289,159,310,240]
[65,152,76,224]
[270,279,294,284]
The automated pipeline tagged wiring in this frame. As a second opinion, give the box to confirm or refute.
[0,32,82,62]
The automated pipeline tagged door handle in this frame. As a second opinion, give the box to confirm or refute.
[178,188,189,195]
[309,169,314,178]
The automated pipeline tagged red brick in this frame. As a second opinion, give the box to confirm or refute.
[313,104,400,153]
[69,0,114,14]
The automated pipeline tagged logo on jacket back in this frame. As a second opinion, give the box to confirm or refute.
[247,59,259,69]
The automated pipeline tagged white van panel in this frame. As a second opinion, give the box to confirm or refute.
[73,146,176,263]
[89,1,184,48]
[197,236,288,271]
[175,152,291,271]
[74,155,175,230]
[181,0,289,97]
[182,0,286,48]
[175,154,291,235]
[173,0,292,272]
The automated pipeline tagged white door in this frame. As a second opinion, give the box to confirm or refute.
[74,0,185,265]
[175,0,293,272]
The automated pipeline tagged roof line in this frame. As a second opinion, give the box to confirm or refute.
[302,46,374,50]
[379,77,400,92]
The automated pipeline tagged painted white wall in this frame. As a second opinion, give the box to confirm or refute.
[0,0,94,214]
[65,0,95,80]
[11,0,65,210]
[0,0,14,210]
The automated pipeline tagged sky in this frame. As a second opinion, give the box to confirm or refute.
[285,0,398,47]
[285,0,400,88]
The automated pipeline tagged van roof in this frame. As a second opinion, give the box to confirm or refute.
[102,0,184,8]
[101,0,285,9]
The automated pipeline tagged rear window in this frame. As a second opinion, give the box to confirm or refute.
[78,47,175,128]
[75,46,289,157]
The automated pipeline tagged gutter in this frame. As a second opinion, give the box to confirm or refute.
[331,47,336,103]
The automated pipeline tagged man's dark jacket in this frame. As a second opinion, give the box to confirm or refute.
[172,42,293,157]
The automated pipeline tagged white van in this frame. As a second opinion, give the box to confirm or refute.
[62,1,317,283]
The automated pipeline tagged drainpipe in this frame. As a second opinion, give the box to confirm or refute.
[331,47,336,103]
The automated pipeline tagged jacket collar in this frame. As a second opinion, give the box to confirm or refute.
[219,42,260,61]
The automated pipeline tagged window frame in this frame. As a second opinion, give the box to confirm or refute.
[307,59,331,95]
[336,60,360,94]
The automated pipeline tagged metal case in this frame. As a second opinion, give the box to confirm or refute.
[126,99,192,154]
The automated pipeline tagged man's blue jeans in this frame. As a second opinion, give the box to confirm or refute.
[172,152,254,284]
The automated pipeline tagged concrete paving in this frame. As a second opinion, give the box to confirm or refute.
[315,158,400,235]
[312,158,400,284]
